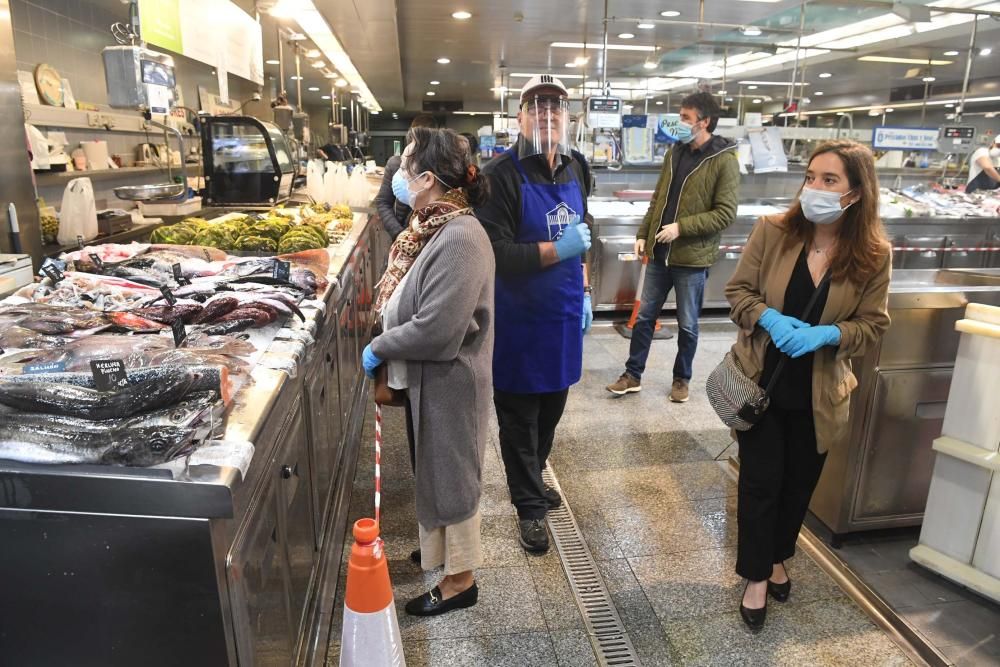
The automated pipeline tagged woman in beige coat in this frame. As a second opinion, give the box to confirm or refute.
[725,140,891,632]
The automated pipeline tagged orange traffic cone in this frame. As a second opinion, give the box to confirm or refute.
[339,518,405,667]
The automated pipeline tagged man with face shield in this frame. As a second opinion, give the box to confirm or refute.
[475,74,593,554]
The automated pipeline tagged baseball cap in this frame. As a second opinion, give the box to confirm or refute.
[520,74,569,105]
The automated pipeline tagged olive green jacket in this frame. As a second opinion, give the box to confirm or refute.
[637,137,740,267]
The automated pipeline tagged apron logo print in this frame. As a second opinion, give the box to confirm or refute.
[546,202,580,241]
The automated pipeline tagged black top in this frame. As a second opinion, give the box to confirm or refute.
[374,155,410,241]
[475,138,592,276]
[759,249,831,410]
[654,134,730,261]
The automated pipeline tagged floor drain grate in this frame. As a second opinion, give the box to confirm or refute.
[543,467,642,667]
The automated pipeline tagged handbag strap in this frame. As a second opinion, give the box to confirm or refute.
[761,270,832,398]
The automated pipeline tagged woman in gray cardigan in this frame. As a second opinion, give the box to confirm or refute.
[364,128,494,617]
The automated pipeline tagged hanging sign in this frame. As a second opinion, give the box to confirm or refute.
[872,126,939,152]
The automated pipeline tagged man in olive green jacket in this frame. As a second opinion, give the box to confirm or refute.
[607,92,740,403]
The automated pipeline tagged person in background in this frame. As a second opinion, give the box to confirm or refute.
[475,74,593,554]
[607,92,740,403]
[363,127,494,617]
[374,114,437,241]
[966,133,1000,194]
[725,140,891,633]
[460,131,481,166]
[318,142,343,162]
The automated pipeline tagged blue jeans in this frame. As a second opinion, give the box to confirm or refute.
[625,260,708,382]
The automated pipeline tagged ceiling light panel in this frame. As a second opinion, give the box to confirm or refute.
[858,56,953,65]
[550,42,656,52]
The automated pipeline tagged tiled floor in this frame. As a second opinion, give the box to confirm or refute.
[828,528,1000,666]
[326,327,914,666]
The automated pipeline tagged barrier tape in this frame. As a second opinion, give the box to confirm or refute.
[374,404,382,527]
[716,245,1000,253]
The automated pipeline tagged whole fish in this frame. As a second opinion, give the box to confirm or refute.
[192,297,240,324]
[0,421,196,466]
[215,304,278,326]
[131,304,204,325]
[2,366,233,404]
[201,319,256,336]
[0,372,195,420]
[108,311,168,332]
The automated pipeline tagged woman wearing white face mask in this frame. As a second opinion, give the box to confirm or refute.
[724,140,892,633]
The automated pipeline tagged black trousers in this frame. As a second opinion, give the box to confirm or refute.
[494,388,569,521]
[736,405,827,582]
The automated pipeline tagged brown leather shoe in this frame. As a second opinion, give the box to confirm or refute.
[607,373,641,396]
[670,378,690,403]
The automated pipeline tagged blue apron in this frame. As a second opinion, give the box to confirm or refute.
[493,151,584,394]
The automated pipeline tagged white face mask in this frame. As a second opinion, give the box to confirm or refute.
[800,187,855,225]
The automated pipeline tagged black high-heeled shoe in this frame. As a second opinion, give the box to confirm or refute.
[768,563,791,603]
[739,581,767,633]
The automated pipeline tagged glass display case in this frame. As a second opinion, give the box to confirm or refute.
[200,116,295,207]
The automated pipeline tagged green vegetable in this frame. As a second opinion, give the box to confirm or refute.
[245,217,292,241]
[193,225,240,250]
[234,235,278,252]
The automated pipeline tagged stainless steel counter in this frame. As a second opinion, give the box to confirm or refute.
[0,209,391,666]
[809,268,1000,542]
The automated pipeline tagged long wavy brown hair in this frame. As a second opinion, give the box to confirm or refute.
[783,140,890,285]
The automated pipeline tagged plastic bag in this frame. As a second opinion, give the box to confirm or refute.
[57,177,98,246]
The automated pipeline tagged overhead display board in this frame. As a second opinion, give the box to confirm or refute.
[138,0,263,85]
[938,125,977,154]
[872,126,939,152]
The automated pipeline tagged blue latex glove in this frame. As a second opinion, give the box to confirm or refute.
[554,219,591,261]
[582,293,593,335]
[362,343,383,379]
[782,325,842,359]
[758,307,809,349]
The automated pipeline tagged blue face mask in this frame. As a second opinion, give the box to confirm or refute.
[391,168,412,207]
[674,121,694,144]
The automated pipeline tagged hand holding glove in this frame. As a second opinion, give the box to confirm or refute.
[782,325,841,359]
[362,343,383,379]
[582,293,593,335]
[554,219,591,261]
[758,308,809,349]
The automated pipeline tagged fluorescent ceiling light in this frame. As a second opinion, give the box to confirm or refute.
[308,86,320,91]
[981,48,993,56]
[311,60,325,68]
[426,91,436,96]
[510,72,586,80]
[637,23,655,29]
[437,57,451,64]
[858,56,953,65]
[321,95,330,100]
[324,71,337,78]
[660,10,680,17]
[742,26,762,37]
[335,78,348,87]
[815,91,824,96]
[644,61,658,69]
[304,49,321,58]
[736,0,781,2]
[922,76,936,82]
[452,10,472,19]
[278,0,381,111]
[290,75,302,80]
[818,72,832,78]
[265,59,280,65]
[371,111,379,115]
[944,50,960,56]
[618,33,635,39]
[566,62,578,68]
[574,57,589,65]
[802,95,1000,116]
[747,85,758,89]
[655,100,664,105]
[550,41,656,52]
[753,98,762,103]
[886,108,894,112]
[738,80,809,86]
[430,80,440,85]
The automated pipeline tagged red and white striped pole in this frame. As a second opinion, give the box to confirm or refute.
[625,255,663,332]
[374,404,382,528]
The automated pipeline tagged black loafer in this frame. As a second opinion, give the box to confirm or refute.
[544,485,562,509]
[768,578,791,603]
[404,583,478,617]
[739,582,767,634]
[409,549,421,564]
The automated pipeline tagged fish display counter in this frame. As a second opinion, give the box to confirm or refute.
[0,205,391,667]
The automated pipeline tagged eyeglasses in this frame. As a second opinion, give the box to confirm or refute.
[522,97,567,115]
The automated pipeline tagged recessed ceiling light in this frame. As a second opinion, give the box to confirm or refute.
[718,89,728,95]
[371,111,379,115]
[308,86,320,91]
[341,106,347,110]
[643,61,657,69]
[660,10,680,17]
[574,56,590,65]
[637,23,655,29]
[321,95,331,100]
[430,80,440,85]
[290,75,302,80]
[265,59,280,65]
[312,61,325,68]
[741,26,762,36]
[922,76,936,82]
[305,49,321,59]
[747,85,758,90]
[618,33,635,39]
[944,50,960,56]
[335,78,348,87]
[980,48,992,56]
[753,98,762,103]
[725,97,734,102]
[426,91,436,96]
[324,72,337,79]
[868,109,881,117]
[655,100,664,105]
[818,72,832,78]
[452,10,472,19]
[437,57,451,64]
[815,91,824,96]
[566,62,578,68]
[886,108,894,112]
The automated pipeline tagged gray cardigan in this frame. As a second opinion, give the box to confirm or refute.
[370,215,495,530]
[374,156,410,241]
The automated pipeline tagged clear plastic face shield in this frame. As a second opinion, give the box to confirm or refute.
[520,94,571,159]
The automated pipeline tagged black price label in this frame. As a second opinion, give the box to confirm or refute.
[160,286,177,306]
[41,265,63,283]
[90,359,128,392]
[89,253,104,270]
[77,235,84,250]
[172,263,191,286]
[171,317,187,347]
[273,260,291,283]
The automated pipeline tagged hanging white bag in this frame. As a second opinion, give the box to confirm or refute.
[57,177,98,246]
